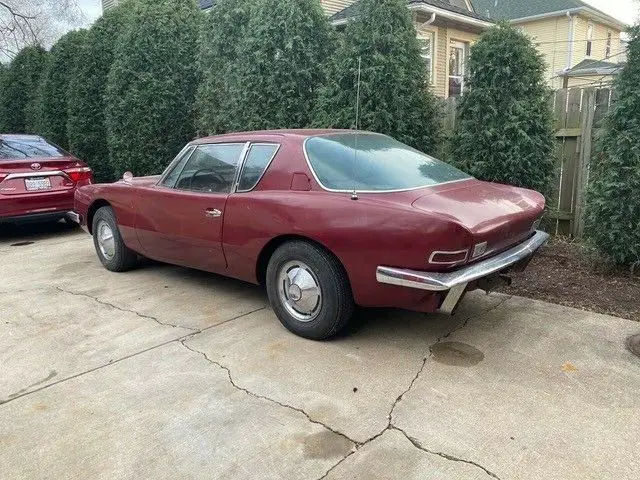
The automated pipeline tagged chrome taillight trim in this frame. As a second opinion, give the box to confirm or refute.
[4,170,68,180]
[428,249,469,266]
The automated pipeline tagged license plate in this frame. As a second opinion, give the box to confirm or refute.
[25,177,51,191]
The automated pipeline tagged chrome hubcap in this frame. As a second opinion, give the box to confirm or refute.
[96,220,115,260]
[277,261,322,322]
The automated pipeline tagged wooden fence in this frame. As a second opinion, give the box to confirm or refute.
[442,87,614,238]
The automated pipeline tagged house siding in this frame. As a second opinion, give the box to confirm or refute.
[571,15,623,66]
[320,0,355,15]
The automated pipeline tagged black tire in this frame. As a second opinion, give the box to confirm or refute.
[266,241,354,340]
[92,206,137,272]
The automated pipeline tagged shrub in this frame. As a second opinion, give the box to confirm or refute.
[105,0,201,176]
[0,45,48,134]
[37,29,88,150]
[197,0,253,134]
[224,0,333,131]
[451,23,555,193]
[313,0,441,154]
[585,26,640,267]
[67,4,133,182]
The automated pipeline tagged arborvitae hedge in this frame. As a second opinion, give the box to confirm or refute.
[37,29,88,150]
[314,0,441,154]
[105,0,201,176]
[585,27,640,267]
[197,0,253,134]
[67,4,132,182]
[451,24,554,194]
[0,46,48,134]
[224,0,333,131]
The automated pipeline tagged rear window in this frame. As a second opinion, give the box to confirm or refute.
[305,133,471,192]
[0,137,67,160]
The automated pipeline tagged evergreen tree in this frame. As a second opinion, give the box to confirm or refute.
[105,0,201,176]
[451,23,554,193]
[585,27,640,267]
[67,4,133,182]
[314,0,441,154]
[0,45,48,134]
[197,0,253,134]
[37,29,88,149]
[224,0,332,131]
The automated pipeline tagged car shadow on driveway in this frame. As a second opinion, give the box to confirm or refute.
[0,219,81,246]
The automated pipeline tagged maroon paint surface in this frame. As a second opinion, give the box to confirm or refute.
[74,130,545,312]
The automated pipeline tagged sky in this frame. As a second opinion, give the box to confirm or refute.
[76,0,639,27]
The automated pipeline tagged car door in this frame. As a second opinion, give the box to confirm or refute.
[135,142,248,272]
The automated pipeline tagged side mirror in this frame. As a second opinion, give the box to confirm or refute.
[122,171,134,183]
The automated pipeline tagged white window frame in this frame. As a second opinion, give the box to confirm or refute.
[448,40,467,97]
[418,31,436,85]
[605,31,612,58]
[586,23,594,57]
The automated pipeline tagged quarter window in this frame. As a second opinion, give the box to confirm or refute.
[161,147,194,188]
[174,143,245,193]
[237,144,279,192]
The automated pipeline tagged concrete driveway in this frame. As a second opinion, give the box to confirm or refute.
[1,223,638,480]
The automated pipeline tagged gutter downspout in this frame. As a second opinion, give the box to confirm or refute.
[420,12,437,28]
[566,11,575,71]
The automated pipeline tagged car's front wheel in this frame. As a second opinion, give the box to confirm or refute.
[92,206,137,272]
[266,241,354,340]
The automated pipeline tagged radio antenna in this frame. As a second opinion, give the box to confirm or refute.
[351,56,362,201]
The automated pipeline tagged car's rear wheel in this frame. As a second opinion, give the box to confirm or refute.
[92,206,137,272]
[266,241,354,340]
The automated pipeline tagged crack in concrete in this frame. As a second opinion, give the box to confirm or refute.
[54,286,199,332]
[180,340,359,449]
[318,296,511,480]
[0,307,267,406]
[390,425,502,479]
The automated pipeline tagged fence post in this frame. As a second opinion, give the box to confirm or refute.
[572,89,596,238]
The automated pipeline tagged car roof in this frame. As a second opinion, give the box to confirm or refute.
[0,134,45,141]
[190,129,358,145]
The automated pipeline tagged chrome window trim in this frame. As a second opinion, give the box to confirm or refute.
[302,134,473,194]
[156,145,195,187]
[235,143,281,193]
[167,142,249,194]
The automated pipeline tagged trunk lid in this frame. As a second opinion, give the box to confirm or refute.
[0,156,85,195]
[411,179,545,258]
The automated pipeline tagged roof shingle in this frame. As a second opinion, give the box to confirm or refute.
[332,0,492,22]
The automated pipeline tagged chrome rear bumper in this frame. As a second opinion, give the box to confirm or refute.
[376,230,550,313]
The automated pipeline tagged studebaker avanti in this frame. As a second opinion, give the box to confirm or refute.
[74,130,548,339]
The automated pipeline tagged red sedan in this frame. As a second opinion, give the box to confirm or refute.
[74,130,548,339]
[0,134,92,224]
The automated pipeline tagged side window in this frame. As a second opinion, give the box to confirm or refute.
[237,144,279,192]
[174,143,245,193]
[161,147,193,188]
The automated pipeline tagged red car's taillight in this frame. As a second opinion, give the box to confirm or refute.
[0,173,7,183]
[65,167,93,183]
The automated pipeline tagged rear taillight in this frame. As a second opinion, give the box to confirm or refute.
[0,173,6,183]
[64,167,93,183]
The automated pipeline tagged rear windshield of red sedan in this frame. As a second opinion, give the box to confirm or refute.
[305,133,471,192]
[0,136,66,160]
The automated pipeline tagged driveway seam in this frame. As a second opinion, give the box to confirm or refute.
[0,307,266,406]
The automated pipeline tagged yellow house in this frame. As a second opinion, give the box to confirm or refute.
[473,0,628,88]
[321,1,494,97]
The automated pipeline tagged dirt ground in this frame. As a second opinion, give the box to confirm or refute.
[502,239,640,322]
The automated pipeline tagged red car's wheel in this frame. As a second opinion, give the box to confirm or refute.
[266,241,354,340]
[92,206,137,272]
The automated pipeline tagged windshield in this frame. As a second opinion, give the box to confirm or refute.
[0,136,67,160]
[305,133,471,192]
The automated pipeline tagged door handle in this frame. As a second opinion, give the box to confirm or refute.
[205,208,222,218]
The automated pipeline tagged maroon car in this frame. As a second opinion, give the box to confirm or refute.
[0,134,93,224]
[74,130,548,339]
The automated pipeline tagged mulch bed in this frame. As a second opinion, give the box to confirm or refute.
[500,239,640,321]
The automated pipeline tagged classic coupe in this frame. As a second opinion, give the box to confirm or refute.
[1,134,92,223]
[74,130,548,339]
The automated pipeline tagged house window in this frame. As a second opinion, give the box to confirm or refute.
[606,31,612,58]
[448,41,467,97]
[586,23,594,57]
[418,32,435,83]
